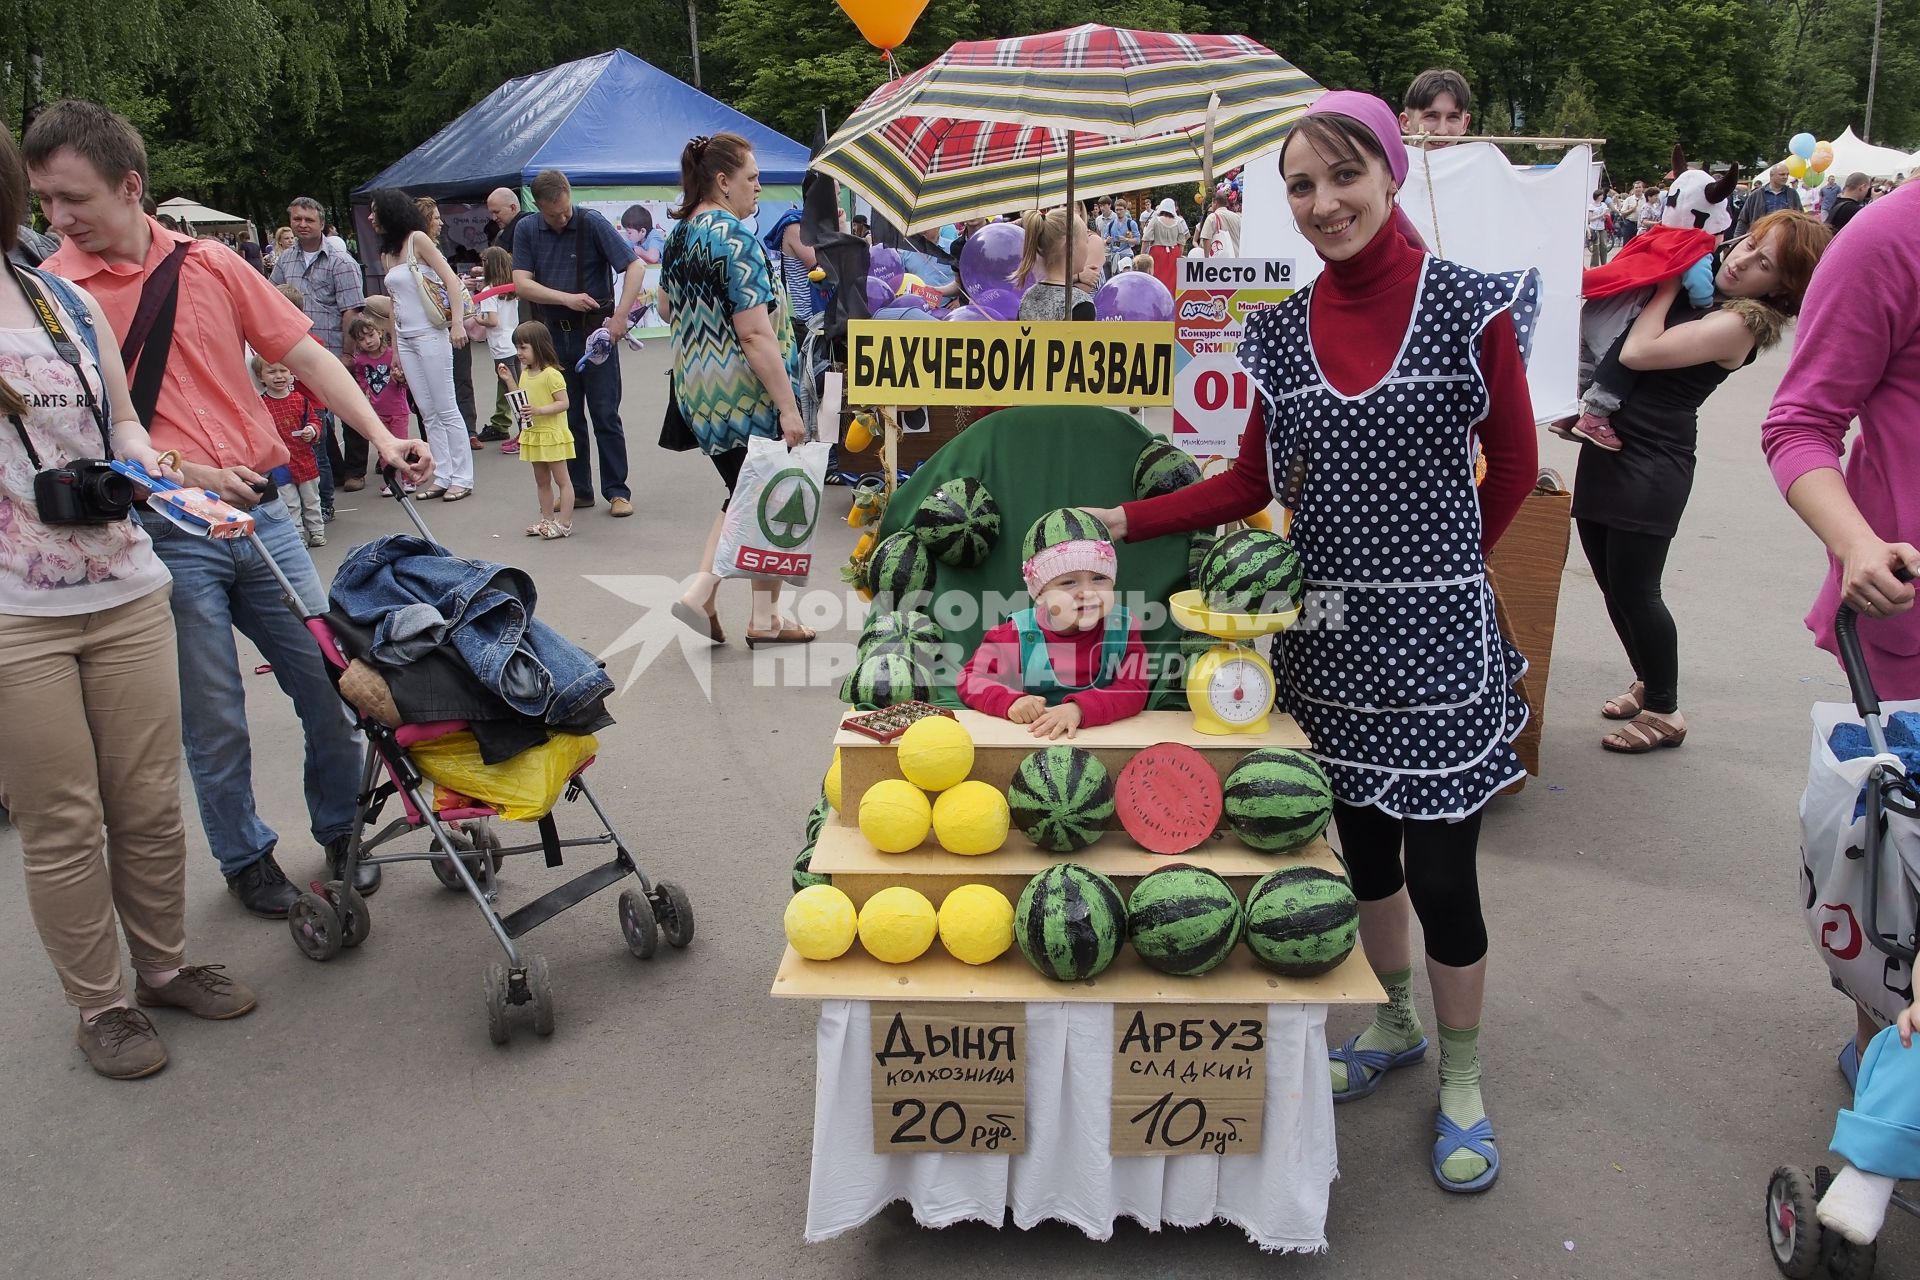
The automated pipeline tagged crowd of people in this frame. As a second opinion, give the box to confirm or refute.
[1,73,1917,1241]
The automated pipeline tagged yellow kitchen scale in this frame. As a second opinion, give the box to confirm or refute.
[1169,589,1300,736]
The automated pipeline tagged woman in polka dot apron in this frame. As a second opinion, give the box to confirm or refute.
[1088,91,1539,1193]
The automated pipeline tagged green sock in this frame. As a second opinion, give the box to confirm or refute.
[1436,1021,1489,1185]
[1330,967,1424,1094]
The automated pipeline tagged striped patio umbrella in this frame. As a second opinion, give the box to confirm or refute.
[815,24,1323,233]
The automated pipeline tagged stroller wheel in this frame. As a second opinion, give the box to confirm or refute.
[483,962,511,1045]
[288,892,343,961]
[431,825,496,892]
[1766,1165,1824,1278]
[618,888,659,959]
[326,882,371,949]
[654,881,696,949]
[1822,1232,1879,1279]
[527,954,555,1037]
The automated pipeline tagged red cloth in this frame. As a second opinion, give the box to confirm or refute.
[1581,225,1715,299]
[1122,226,1536,551]
[1149,244,1180,296]
[958,616,1150,728]
[260,388,321,483]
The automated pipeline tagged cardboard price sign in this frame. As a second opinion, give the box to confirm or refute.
[847,321,1174,407]
[1172,256,1297,459]
[871,1003,1026,1155]
[1110,1004,1266,1156]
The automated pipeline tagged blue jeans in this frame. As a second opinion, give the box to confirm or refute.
[143,495,360,876]
[550,323,630,502]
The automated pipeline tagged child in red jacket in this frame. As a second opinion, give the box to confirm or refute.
[958,509,1149,739]
[254,356,326,547]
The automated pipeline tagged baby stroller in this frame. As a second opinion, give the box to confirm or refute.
[1768,581,1920,1278]
[248,472,693,1045]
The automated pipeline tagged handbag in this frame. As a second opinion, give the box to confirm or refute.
[658,373,699,452]
[406,238,453,329]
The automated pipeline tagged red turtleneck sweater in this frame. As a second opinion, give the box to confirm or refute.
[1122,223,1537,551]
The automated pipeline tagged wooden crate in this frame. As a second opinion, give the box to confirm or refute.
[1488,473,1574,788]
[833,405,979,477]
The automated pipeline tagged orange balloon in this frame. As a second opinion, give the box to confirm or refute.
[836,0,929,51]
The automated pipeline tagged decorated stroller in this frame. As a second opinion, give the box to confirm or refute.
[1768,578,1920,1278]
[245,473,693,1044]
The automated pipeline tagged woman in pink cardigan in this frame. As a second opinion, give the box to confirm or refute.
[1760,179,1920,1088]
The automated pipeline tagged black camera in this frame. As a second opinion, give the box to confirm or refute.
[34,458,135,525]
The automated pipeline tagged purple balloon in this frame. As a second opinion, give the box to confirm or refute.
[1094,271,1174,322]
[970,284,1021,321]
[864,276,895,314]
[945,305,992,323]
[958,221,1028,297]
[869,245,905,291]
[872,304,933,321]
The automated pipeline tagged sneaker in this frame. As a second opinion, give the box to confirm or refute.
[135,965,258,1020]
[325,835,382,897]
[477,426,511,442]
[609,497,634,518]
[76,1008,168,1079]
[341,476,367,492]
[500,440,520,455]
[308,533,327,548]
[1571,412,1624,452]
[322,507,336,523]
[225,851,299,918]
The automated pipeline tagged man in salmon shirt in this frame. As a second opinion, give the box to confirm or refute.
[27,100,434,918]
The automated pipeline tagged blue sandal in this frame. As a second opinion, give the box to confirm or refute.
[1330,1034,1429,1104]
[1432,1112,1500,1193]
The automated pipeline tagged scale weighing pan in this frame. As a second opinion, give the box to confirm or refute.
[1169,589,1300,640]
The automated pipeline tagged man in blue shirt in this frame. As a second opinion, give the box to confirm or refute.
[1733,163,1801,238]
[512,169,646,516]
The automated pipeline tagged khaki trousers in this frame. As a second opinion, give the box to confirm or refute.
[0,586,189,1007]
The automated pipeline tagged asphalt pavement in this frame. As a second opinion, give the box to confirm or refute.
[0,336,1887,1279]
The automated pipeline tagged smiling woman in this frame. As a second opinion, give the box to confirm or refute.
[1081,90,1540,1196]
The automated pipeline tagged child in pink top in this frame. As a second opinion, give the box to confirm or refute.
[1761,181,1920,699]
[345,315,410,493]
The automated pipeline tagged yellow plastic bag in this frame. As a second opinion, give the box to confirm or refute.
[409,731,599,821]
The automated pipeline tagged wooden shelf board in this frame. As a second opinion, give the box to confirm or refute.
[770,942,1384,1005]
[832,708,1308,754]
[809,822,1341,881]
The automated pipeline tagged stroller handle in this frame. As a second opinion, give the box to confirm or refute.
[1834,563,1917,724]
[377,463,441,545]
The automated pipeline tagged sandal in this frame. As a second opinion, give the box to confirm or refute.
[1432,1112,1501,1194]
[744,618,817,648]
[539,522,572,539]
[1330,1034,1429,1104]
[1601,713,1687,754]
[671,600,726,646]
[1602,681,1645,720]
[525,520,551,537]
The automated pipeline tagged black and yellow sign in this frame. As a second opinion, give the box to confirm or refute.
[848,320,1175,407]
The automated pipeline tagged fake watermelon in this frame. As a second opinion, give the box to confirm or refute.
[911,478,1002,568]
[1020,508,1111,563]
[1198,528,1304,614]
[1243,866,1358,977]
[792,845,830,894]
[1007,746,1114,853]
[1126,864,1244,976]
[839,650,934,709]
[860,609,944,651]
[805,794,830,845]
[865,532,936,609]
[1187,529,1218,586]
[1222,748,1333,853]
[1015,863,1126,981]
[1134,438,1202,500]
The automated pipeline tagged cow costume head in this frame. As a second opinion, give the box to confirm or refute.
[1660,144,1740,236]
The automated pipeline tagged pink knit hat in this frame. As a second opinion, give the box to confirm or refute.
[1023,538,1117,597]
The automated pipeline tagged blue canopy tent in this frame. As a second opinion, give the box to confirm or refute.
[355,48,812,198]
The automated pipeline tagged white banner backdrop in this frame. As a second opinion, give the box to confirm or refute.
[1242,142,1589,424]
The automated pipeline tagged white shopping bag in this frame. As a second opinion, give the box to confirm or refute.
[1799,698,1920,1025]
[713,436,833,585]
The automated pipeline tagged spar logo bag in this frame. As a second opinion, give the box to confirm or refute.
[713,436,832,585]
[1799,697,1920,1025]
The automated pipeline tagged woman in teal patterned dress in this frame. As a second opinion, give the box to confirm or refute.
[658,131,812,647]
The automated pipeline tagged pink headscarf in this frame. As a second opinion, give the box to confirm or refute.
[1298,90,1409,187]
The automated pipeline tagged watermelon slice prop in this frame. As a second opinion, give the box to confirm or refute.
[1115,743,1223,855]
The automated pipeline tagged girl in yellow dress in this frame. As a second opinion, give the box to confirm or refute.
[496,321,574,539]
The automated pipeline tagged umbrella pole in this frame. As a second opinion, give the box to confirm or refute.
[1064,132,1078,320]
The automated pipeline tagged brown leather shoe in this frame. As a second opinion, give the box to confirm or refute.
[135,965,259,1020]
[609,497,634,517]
[77,1008,168,1079]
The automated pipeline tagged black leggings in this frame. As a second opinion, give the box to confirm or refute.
[1577,520,1679,714]
[1332,802,1488,968]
